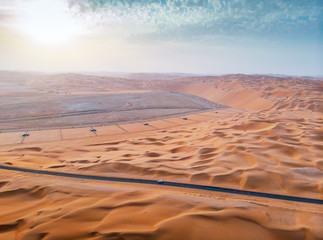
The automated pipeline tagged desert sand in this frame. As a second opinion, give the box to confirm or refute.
[0,72,322,240]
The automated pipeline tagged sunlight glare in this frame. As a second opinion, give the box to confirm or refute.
[15,0,83,45]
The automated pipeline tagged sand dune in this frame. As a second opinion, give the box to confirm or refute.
[1,107,322,199]
[0,171,322,240]
[0,72,322,239]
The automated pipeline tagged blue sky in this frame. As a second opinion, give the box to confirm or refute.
[76,0,322,42]
[0,0,322,75]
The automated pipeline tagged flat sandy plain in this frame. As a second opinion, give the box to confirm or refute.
[0,72,323,240]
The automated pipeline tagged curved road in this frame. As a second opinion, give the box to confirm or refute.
[0,164,322,205]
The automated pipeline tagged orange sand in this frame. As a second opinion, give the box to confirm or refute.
[0,73,322,239]
[1,170,322,240]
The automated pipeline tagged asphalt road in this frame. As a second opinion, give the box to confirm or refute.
[1,164,322,205]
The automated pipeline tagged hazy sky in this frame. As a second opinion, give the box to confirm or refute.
[0,0,322,75]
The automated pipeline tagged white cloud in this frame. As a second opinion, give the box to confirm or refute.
[64,0,323,43]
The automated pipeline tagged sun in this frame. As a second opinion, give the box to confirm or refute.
[15,0,84,45]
